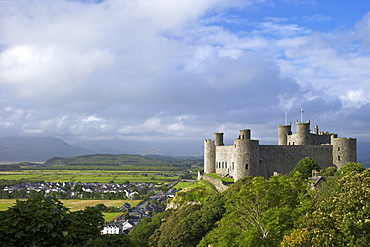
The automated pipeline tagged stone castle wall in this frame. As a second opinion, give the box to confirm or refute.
[259,145,333,177]
[201,174,229,193]
[215,145,234,176]
[204,120,357,182]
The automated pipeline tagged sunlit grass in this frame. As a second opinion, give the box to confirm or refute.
[172,181,196,190]
[0,171,179,184]
[0,199,140,211]
[204,173,234,183]
[103,212,124,222]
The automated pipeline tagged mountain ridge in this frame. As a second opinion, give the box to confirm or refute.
[0,136,94,162]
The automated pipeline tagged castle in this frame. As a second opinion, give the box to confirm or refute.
[204,120,357,182]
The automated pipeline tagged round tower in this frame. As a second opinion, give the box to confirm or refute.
[296,120,310,145]
[233,139,259,181]
[204,139,216,173]
[278,124,292,145]
[331,136,357,170]
[214,132,224,146]
[239,129,251,140]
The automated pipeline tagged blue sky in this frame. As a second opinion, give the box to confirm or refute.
[1,0,369,157]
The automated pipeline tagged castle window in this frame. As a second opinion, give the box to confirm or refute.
[245,164,249,170]
[338,147,341,151]
[338,156,341,161]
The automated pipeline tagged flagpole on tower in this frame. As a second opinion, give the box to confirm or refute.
[301,108,304,123]
[285,111,288,125]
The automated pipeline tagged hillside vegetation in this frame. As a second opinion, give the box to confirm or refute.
[129,162,370,247]
[44,154,200,169]
[45,154,162,166]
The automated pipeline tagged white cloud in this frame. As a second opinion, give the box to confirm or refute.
[340,89,367,108]
[0,0,369,153]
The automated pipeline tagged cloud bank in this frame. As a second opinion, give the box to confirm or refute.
[1,0,369,155]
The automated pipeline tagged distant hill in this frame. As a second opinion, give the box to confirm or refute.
[45,153,162,166]
[44,153,203,166]
[0,137,94,162]
[72,139,203,156]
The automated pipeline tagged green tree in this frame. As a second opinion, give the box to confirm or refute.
[320,166,336,176]
[199,174,310,247]
[292,156,320,179]
[0,196,108,246]
[129,213,168,245]
[290,168,370,246]
[336,162,364,176]
[95,203,108,211]
[85,234,141,247]
[137,194,226,247]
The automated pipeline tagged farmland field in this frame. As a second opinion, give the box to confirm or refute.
[0,199,140,211]
[0,170,179,184]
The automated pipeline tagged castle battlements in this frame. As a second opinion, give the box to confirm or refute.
[204,120,357,182]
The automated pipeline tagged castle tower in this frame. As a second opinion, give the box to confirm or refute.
[214,132,224,146]
[296,120,310,145]
[204,139,216,173]
[314,125,319,135]
[278,124,292,145]
[239,129,251,140]
[233,130,259,181]
[331,136,357,170]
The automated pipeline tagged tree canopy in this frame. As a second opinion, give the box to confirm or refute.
[282,167,370,246]
[292,156,320,179]
[0,196,137,247]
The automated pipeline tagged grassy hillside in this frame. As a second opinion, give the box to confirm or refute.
[45,154,163,166]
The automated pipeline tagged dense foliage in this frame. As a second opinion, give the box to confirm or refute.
[0,196,139,247]
[292,156,321,178]
[130,162,369,247]
[282,164,370,246]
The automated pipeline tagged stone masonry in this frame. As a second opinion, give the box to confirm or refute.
[204,120,357,182]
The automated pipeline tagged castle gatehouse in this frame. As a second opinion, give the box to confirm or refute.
[204,120,357,182]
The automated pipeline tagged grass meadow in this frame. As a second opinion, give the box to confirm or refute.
[172,181,196,190]
[0,170,179,184]
[204,173,234,183]
[103,212,124,222]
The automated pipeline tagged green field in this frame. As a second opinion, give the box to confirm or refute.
[204,173,234,183]
[0,199,140,211]
[103,212,124,222]
[0,170,179,184]
[172,181,196,190]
